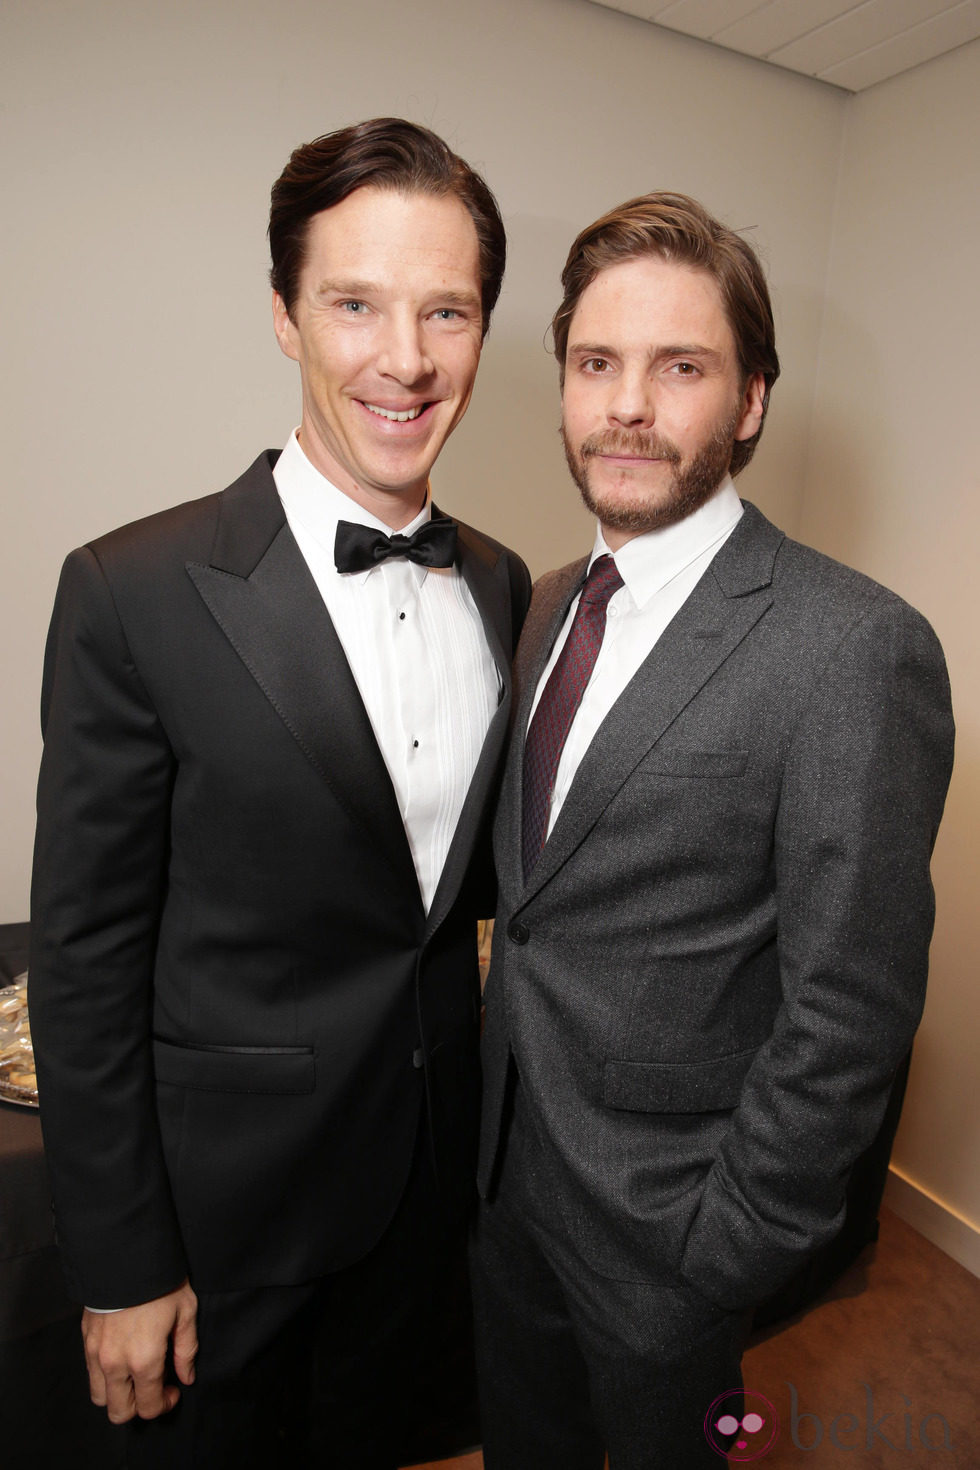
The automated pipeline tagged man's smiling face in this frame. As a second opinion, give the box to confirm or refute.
[560,254,764,548]
[273,186,484,527]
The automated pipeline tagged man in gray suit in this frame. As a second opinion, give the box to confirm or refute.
[472,192,954,1468]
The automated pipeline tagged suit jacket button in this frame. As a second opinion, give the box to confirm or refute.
[412,1047,425,1069]
[508,921,529,945]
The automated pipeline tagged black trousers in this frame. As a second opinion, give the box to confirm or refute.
[470,1082,749,1470]
[125,1117,477,1470]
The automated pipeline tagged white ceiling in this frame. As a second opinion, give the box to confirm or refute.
[586,0,980,90]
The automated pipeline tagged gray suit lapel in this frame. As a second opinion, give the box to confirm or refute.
[495,558,588,908]
[186,455,419,897]
[519,504,784,903]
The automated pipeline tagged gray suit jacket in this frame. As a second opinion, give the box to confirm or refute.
[478,502,953,1311]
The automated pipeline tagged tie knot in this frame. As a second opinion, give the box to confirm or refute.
[579,554,623,608]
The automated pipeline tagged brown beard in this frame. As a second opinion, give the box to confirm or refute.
[562,400,741,535]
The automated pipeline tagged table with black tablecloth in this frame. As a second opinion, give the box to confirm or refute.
[0,923,72,1338]
[0,921,124,1466]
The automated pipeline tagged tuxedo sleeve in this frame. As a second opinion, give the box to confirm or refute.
[29,545,188,1308]
[680,592,954,1310]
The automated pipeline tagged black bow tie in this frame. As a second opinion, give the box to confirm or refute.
[333,518,458,575]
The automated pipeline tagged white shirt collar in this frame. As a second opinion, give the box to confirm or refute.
[590,476,743,609]
[273,429,432,584]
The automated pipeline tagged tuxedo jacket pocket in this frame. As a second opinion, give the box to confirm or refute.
[602,1047,757,1113]
[636,749,748,779]
[153,1036,316,1094]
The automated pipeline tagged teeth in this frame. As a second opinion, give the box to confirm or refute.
[364,402,424,422]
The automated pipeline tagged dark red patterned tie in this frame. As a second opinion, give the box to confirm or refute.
[521,554,624,881]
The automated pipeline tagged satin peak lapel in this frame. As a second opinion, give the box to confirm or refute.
[453,518,512,679]
[186,455,418,897]
[425,520,514,936]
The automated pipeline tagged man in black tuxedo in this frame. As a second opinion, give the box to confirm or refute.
[30,117,529,1469]
[472,192,954,1467]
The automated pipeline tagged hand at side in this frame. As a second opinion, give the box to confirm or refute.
[82,1279,199,1423]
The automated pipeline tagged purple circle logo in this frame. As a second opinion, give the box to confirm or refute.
[704,1389,779,1461]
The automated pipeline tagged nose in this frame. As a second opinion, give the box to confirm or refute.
[377,309,434,386]
[607,365,655,429]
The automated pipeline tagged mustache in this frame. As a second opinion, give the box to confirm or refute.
[578,428,682,464]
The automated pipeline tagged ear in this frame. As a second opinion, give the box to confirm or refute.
[734,372,766,442]
[272,292,300,363]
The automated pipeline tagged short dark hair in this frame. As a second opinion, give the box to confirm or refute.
[552,192,780,475]
[269,117,506,339]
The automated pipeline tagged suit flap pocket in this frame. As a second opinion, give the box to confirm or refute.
[153,1038,315,1095]
[602,1048,757,1113]
[637,749,747,779]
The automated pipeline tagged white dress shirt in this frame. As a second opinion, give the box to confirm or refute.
[531,478,744,839]
[274,430,501,911]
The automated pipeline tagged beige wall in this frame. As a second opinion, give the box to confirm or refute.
[2,2,975,1252]
[799,37,980,1249]
[1,0,843,922]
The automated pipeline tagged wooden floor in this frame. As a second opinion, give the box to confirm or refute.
[410,1207,980,1468]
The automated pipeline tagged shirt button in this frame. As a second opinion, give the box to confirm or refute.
[508,921,529,945]
[412,1047,424,1069]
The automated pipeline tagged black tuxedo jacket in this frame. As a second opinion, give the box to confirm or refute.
[479,504,953,1311]
[30,451,531,1309]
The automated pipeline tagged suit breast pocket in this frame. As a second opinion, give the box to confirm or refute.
[635,748,748,779]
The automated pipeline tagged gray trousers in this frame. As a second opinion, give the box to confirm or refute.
[470,1079,749,1469]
